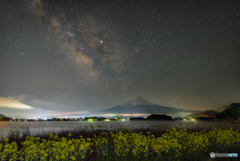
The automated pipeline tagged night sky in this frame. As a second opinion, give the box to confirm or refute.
[1,0,240,118]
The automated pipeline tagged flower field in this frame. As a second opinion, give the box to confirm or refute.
[0,124,240,161]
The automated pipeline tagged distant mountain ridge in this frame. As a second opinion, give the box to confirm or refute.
[93,96,202,115]
[0,113,8,118]
[216,103,240,120]
[229,103,240,108]
[187,110,220,118]
[215,103,240,112]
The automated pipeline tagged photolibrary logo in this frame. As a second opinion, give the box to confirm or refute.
[210,152,238,158]
[210,152,215,158]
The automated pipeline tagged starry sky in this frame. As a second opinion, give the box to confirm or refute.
[0,0,240,118]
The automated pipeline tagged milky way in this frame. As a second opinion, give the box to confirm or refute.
[0,0,240,118]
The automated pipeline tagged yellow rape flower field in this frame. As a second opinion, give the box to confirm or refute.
[0,127,240,161]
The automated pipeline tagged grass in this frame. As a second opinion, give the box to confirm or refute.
[0,120,240,161]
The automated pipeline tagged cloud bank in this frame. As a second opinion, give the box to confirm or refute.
[0,96,33,109]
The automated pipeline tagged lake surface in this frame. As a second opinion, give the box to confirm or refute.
[0,120,200,131]
[0,121,239,138]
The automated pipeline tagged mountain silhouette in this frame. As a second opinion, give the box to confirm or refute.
[215,103,240,112]
[118,96,157,107]
[93,96,201,114]
[216,103,240,120]
[0,113,8,118]
[187,110,220,118]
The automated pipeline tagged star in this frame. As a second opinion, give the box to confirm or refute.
[21,52,29,59]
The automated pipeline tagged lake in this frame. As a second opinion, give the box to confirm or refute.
[0,121,239,139]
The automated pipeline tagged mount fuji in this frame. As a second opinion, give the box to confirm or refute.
[93,96,200,115]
